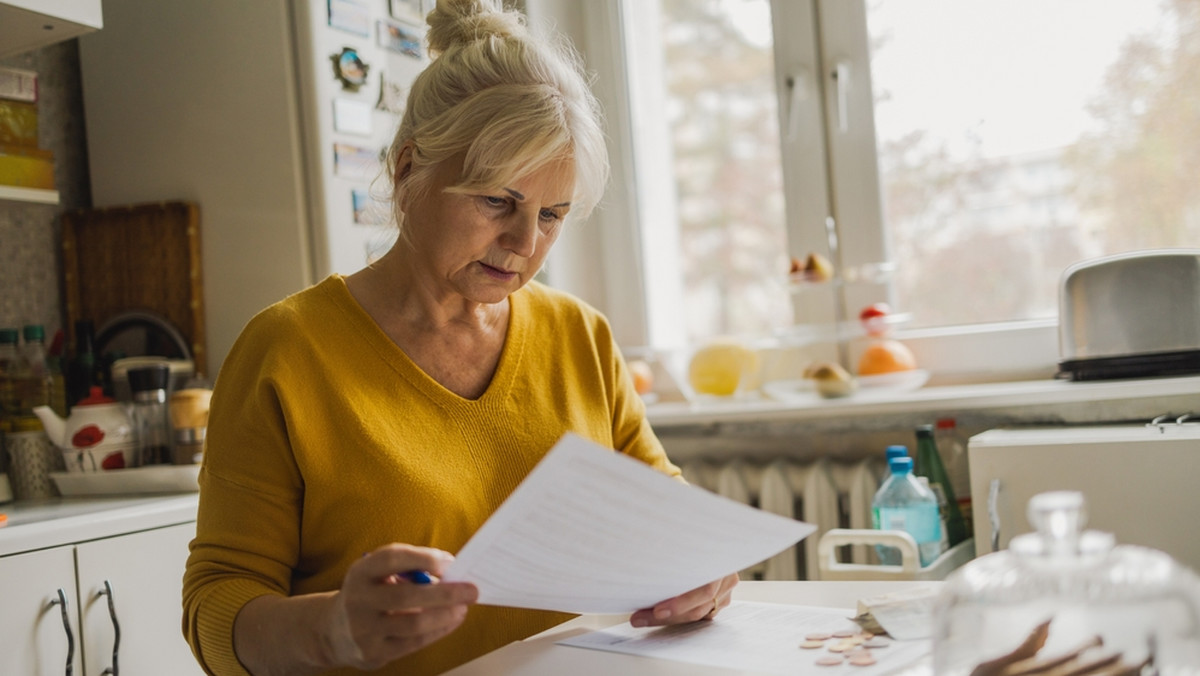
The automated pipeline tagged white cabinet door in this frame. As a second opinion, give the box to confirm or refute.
[0,546,82,675]
[75,523,205,675]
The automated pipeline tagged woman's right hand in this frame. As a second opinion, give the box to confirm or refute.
[324,544,479,670]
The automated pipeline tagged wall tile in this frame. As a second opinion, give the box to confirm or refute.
[0,40,91,345]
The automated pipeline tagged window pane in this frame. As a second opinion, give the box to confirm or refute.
[867,0,1199,328]
[658,0,792,342]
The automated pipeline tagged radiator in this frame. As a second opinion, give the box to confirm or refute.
[680,456,885,581]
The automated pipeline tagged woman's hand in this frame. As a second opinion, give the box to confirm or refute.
[323,544,479,670]
[628,572,739,628]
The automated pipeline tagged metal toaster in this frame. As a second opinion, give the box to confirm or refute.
[1057,248,1200,380]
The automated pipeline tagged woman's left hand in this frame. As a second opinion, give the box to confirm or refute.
[629,572,739,628]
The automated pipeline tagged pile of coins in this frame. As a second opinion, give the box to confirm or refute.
[800,628,891,667]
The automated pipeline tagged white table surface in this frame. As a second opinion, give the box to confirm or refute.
[445,580,938,675]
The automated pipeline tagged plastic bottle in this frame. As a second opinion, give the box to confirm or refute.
[934,417,972,538]
[914,423,968,548]
[872,455,945,567]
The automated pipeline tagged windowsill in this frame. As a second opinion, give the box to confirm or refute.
[644,374,1200,428]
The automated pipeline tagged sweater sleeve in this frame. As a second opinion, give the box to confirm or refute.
[181,307,306,676]
[593,313,682,481]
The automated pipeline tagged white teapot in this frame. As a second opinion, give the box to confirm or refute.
[33,387,137,472]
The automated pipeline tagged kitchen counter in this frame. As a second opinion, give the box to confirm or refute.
[0,493,199,557]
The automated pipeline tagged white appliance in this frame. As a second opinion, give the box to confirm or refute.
[78,0,429,372]
[968,419,1200,572]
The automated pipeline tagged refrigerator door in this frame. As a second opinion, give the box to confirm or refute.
[968,423,1200,572]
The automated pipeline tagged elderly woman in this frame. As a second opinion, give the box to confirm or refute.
[181,1,737,674]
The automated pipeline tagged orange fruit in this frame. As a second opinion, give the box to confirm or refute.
[628,359,655,395]
[857,339,917,375]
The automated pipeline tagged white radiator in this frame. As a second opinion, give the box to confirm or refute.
[680,456,885,581]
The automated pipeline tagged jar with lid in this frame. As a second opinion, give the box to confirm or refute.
[128,363,173,466]
[933,491,1200,674]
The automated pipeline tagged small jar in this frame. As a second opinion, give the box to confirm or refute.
[934,491,1200,674]
[127,364,172,466]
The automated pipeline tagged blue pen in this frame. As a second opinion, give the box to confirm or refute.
[399,570,433,584]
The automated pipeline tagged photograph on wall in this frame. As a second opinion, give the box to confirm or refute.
[376,72,407,115]
[333,98,373,136]
[334,143,380,179]
[389,0,426,26]
[328,0,370,37]
[329,47,370,92]
[378,18,423,60]
[352,188,387,225]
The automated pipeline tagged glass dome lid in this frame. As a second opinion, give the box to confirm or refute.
[933,491,1200,675]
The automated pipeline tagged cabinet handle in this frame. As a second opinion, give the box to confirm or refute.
[97,579,121,675]
[988,478,1002,552]
[50,587,75,676]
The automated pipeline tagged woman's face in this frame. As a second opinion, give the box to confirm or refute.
[401,155,575,305]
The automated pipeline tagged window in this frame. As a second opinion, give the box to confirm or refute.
[535,0,1199,382]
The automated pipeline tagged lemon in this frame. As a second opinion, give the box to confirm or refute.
[688,341,760,396]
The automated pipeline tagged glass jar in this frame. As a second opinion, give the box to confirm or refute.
[934,491,1200,674]
[127,364,172,466]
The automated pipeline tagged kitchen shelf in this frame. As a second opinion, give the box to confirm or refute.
[645,373,1200,428]
[0,184,60,204]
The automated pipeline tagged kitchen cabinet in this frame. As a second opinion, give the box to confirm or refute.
[0,0,103,59]
[0,496,203,675]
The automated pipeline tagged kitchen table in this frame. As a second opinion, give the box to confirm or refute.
[445,580,938,675]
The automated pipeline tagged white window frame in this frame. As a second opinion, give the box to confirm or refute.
[529,0,1062,381]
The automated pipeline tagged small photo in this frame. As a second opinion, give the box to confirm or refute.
[328,0,370,37]
[389,0,425,25]
[330,47,370,92]
[352,188,387,225]
[378,18,423,60]
[334,143,379,179]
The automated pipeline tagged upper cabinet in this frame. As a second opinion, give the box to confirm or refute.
[0,0,102,59]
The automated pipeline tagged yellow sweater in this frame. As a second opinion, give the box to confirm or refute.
[182,276,679,675]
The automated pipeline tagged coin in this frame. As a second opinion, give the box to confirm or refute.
[849,654,878,666]
[800,640,825,649]
[815,656,845,666]
[805,632,832,641]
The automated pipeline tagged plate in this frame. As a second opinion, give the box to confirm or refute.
[763,369,930,404]
[50,465,200,497]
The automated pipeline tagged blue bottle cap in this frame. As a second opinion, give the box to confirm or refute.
[885,445,909,460]
[888,456,914,474]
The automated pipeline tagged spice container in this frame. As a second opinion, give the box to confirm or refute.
[933,491,1200,674]
[169,387,210,464]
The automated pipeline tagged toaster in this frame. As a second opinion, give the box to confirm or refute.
[1057,249,1200,380]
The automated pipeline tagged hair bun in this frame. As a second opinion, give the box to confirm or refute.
[425,0,526,57]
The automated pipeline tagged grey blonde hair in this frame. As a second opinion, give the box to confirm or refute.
[386,0,608,232]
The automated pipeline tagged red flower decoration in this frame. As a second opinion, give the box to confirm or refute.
[101,451,126,470]
[72,424,106,448]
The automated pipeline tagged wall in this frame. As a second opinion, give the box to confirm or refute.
[0,40,91,342]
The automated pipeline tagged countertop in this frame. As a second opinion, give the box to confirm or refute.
[0,493,199,557]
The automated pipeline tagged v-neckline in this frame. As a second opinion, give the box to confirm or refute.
[329,275,527,409]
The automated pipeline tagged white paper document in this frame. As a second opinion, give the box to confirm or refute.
[559,601,931,675]
[443,433,815,613]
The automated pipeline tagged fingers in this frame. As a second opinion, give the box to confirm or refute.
[630,573,740,628]
[327,544,479,670]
